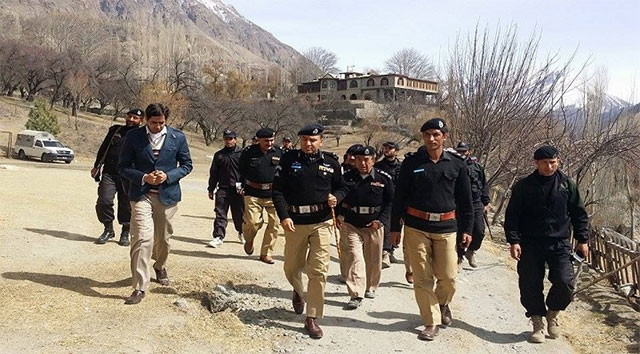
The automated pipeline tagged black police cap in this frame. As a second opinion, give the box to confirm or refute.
[222,129,237,138]
[382,141,399,150]
[127,108,144,117]
[255,127,275,139]
[353,146,376,157]
[534,145,559,160]
[298,123,324,136]
[346,144,364,155]
[455,142,470,151]
[420,118,448,133]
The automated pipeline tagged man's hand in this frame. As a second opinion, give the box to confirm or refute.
[484,204,491,213]
[510,244,522,261]
[390,231,401,247]
[461,233,472,248]
[575,242,589,260]
[327,194,337,208]
[281,218,295,232]
[143,173,157,185]
[367,220,383,230]
[90,167,99,177]
[208,191,214,200]
[335,217,342,230]
[153,171,167,184]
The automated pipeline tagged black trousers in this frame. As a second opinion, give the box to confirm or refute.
[96,172,131,226]
[457,208,485,256]
[517,238,574,317]
[212,187,244,239]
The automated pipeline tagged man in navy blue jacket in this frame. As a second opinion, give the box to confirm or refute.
[118,103,193,305]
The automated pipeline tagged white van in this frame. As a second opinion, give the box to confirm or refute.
[13,130,74,163]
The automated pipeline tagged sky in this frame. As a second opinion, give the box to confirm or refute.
[224,0,639,104]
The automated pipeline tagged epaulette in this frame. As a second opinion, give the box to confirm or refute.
[375,168,392,180]
[322,150,339,161]
[404,151,416,158]
[446,150,465,160]
[243,146,252,151]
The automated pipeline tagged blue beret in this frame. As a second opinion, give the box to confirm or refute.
[534,145,559,160]
[420,118,448,132]
[298,123,324,136]
[127,108,144,117]
[353,146,376,156]
[223,129,237,138]
[256,128,275,138]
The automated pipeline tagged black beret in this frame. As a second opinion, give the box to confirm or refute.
[420,118,448,132]
[534,145,559,160]
[282,136,292,142]
[346,144,364,155]
[127,108,144,117]
[222,129,237,138]
[298,123,324,136]
[382,141,399,150]
[455,142,470,151]
[255,128,275,139]
[353,146,376,156]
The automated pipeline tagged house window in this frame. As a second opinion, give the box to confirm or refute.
[398,78,404,85]
[366,78,375,87]
[380,77,389,86]
[321,81,328,88]
[350,80,358,88]
[350,94,357,100]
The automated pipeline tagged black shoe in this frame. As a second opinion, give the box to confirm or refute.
[118,230,130,246]
[345,297,363,310]
[96,229,115,244]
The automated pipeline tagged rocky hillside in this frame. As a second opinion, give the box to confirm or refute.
[0,0,304,72]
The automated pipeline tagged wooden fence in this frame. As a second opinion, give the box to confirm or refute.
[582,228,639,303]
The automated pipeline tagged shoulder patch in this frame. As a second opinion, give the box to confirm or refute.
[446,151,465,160]
[375,168,392,180]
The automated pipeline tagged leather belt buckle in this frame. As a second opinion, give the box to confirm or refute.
[299,205,311,214]
[428,213,441,222]
[358,207,369,214]
[261,184,270,190]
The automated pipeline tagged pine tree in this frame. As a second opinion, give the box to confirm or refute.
[25,99,60,135]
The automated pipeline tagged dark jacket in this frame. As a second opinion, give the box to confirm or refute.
[466,157,490,208]
[94,125,137,174]
[391,148,473,234]
[118,126,193,206]
[374,157,402,186]
[340,168,394,228]
[504,170,589,244]
[272,150,348,225]
[208,145,243,191]
[239,144,283,198]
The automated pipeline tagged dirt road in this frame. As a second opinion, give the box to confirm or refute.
[0,158,636,354]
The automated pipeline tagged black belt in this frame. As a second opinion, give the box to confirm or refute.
[288,204,328,214]
[342,203,381,215]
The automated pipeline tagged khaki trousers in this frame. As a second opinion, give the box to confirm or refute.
[242,196,280,256]
[129,193,178,291]
[404,226,458,326]
[342,222,383,298]
[283,220,332,318]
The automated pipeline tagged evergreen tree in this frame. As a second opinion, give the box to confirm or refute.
[25,99,60,135]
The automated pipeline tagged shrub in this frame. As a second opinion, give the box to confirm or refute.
[25,99,60,135]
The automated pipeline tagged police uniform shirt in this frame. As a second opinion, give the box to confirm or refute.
[374,158,402,186]
[272,150,348,225]
[94,125,137,174]
[341,168,394,228]
[239,144,283,198]
[391,148,474,234]
[465,158,490,207]
[208,145,243,192]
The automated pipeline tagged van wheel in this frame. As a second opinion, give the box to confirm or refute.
[65,160,71,164]
[18,150,26,160]
[41,153,50,163]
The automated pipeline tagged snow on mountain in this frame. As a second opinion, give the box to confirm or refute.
[196,0,242,23]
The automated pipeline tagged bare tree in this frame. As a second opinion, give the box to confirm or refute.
[303,47,339,75]
[384,48,435,80]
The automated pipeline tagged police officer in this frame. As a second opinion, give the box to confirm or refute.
[92,108,143,246]
[338,143,363,281]
[390,118,473,341]
[504,145,589,343]
[208,129,244,248]
[374,141,402,267]
[239,127,283,264]
[272,123,348,339]
[341,144,362,174]
[282,137,294,153]
[455,142,490,268]
[340,146,394,309]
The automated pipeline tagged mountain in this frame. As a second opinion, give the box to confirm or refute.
[0,0,304,73]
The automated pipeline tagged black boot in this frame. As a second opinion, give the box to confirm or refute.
[118,223,130,246]
[96,223,115,244]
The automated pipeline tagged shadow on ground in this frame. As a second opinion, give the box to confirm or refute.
[24,227,95,243]
[2,271,129,300]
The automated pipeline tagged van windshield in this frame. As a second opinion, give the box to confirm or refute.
[42,141,64,148]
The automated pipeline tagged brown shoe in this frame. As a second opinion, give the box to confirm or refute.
[259,254,275,264]
[292,291,305,314]
[244,238,254,255]
[304,317,323,339]
[440,304,452,327]
[124,290,145,305]
[405,272,414,284]
[418,325,439,341]
[154,268,169,286]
